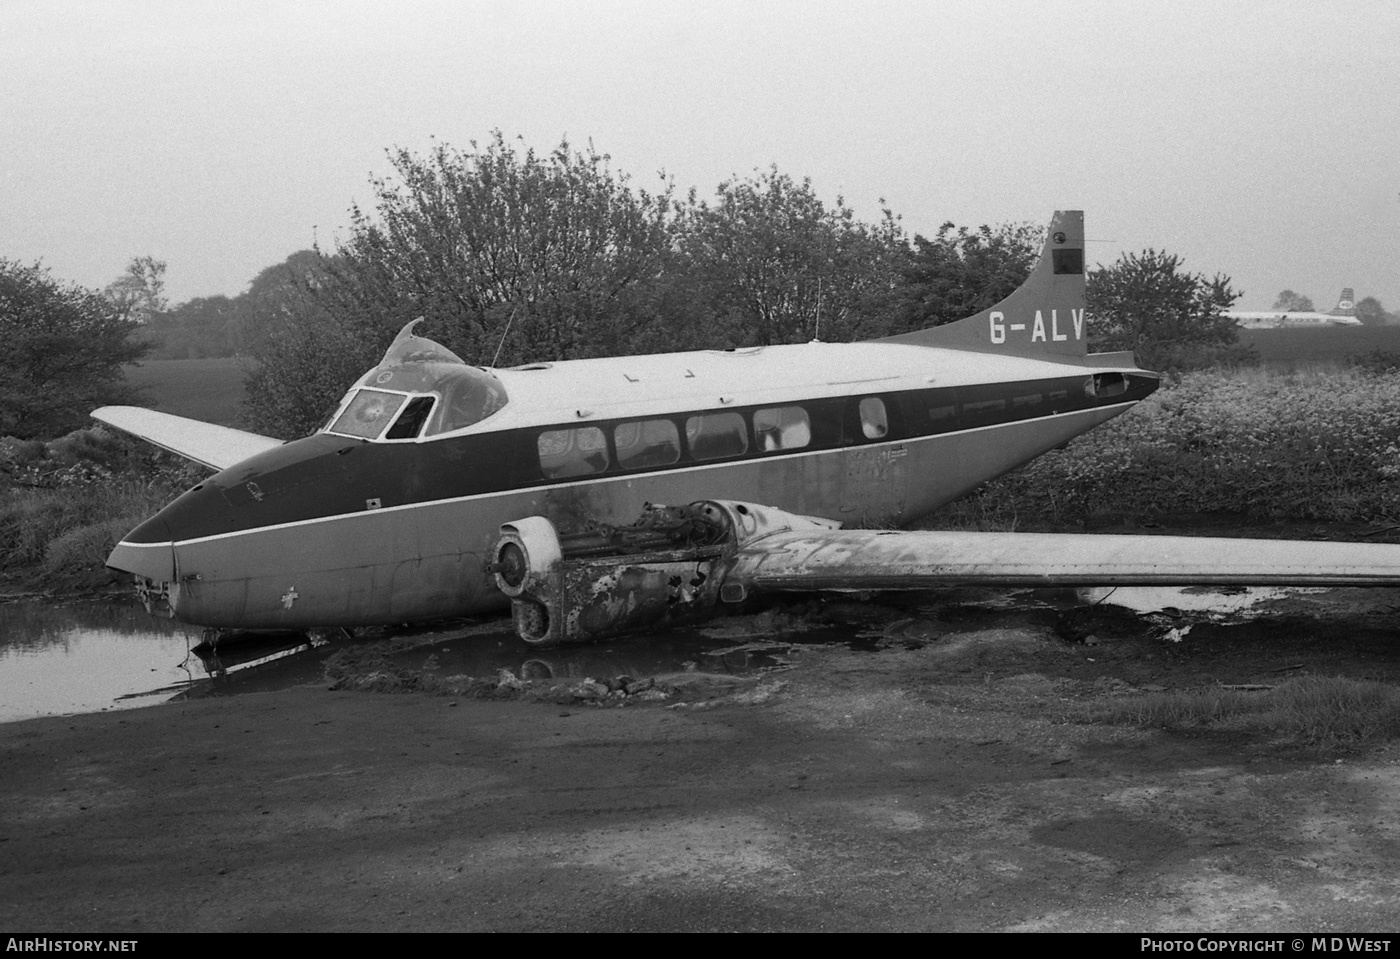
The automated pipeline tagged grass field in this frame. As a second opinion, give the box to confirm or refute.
[122,357,250,427]
[1237,325,1400,366]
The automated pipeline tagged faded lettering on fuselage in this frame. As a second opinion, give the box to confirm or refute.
[989,309,1085,345]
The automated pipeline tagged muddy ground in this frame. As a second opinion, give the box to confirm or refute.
[5,585,1400,932]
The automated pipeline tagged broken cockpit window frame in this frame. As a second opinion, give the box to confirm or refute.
[323,320,510,442]
[328,389,408,440]
[385,395,437,440]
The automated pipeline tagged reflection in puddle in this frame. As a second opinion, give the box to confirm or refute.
[382,621,799,684]
[0,599,203,723]
[0,584,1342,723]
[1077,585,1309,616]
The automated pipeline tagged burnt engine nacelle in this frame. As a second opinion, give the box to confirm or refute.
[489,501,838,646]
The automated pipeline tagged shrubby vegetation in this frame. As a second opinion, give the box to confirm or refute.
[237,135,1246,438]
[0,427,202,585]
[1088,249,1251,372]
[943,366,1400,526]
[2,132,1362,588]
[0,260,151,439]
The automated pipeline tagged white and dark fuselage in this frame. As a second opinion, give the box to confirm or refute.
[107,340,1156,628]
[101,210,1172,630]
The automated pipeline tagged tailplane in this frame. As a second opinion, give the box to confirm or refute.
[879,210,1088,360]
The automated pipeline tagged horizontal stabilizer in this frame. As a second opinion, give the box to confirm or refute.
[92,406,283,471]
[730,528,1400,591]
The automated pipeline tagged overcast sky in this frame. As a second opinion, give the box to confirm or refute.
[3,0,1397,311]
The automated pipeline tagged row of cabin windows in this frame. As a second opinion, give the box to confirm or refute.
[932,375,1127,429]
[536,375,1134,480]
[540,404,835,480]
[539,399,891,479]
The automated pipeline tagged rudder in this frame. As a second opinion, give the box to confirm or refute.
[878,210,1087,360]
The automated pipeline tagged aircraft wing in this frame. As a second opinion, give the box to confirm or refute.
[491,501,1400,646]
[728,527,1400,591]
[92,406,283,471]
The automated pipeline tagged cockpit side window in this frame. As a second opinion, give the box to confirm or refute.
[329,389,407,440]
[384,395,437,440]
[426,373,507,436]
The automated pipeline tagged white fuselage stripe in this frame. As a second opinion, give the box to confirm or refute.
[117,402,1137,550]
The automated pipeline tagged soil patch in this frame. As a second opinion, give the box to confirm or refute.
[5,583,1400,931]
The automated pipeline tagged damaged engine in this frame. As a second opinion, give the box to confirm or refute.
[488,500,835,646]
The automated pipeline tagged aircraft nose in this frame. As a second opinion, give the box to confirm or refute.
[106,515,176,582]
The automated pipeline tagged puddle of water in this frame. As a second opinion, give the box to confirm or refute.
[0,600,811,723]
[384,620,800,684]
[1076,585,1326,616]
[0,599,205,723]
[2,584,1333,724]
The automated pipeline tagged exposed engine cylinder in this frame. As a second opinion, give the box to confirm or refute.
[490,502,736,646]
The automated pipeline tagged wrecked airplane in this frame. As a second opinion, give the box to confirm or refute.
[93,211,1400,646]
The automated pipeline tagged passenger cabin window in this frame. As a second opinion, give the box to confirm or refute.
[859,398,888,439]
[538,427,608,479]
[615,419,681,470]
[754,406,811,452]
[330,389,407,440]
[928,404,956,425]
[962,398,1006,416]
[384,396,436,440]
[686,412,748,461]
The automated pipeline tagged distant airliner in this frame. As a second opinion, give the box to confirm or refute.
[1228,288,1363,328]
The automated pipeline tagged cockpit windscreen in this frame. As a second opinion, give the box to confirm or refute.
[322,320,509,441]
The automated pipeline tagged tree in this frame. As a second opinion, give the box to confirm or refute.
[335,132,677,363]
[243,134,684,437]
[1355,296,1392,327]
[105,256,168,324]
[676,167,905,346]
[1088,250,1249,371]
[889,221,1044,332]
[0,260,150,439]
[1271,289,1314,312]
[140,295,243,359]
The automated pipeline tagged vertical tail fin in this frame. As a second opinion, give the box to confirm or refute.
[879,210,1088,359]
[1331,288,1357,317]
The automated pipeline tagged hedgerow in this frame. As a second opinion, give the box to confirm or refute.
[1,427,203,582]
[955,367,1400,524]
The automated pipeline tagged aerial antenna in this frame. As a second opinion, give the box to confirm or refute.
[811,278,823,343]
[490,306,519,369]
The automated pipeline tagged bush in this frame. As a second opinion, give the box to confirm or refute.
[1347,349,1400,378]
[935,366,1400,525]
[0,428,203,581]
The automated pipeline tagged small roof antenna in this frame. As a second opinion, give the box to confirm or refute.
[491,306,519,369]
[810,278,823,343]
